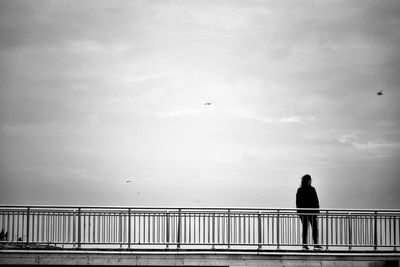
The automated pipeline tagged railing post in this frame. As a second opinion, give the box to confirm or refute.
[212,213,215,249]
[276,209,280,250]
[119,212,123,248]
[177,209,181,249]
[325,210,329,251]
[227,209,231,249]
[166,211,170,249]
[77,208,81,249]
[258,211,262,250]
[394,216,397,251]
[374,211,378,251]
[348,212,352,250]
[26,207,30,245]
[128,208,131,249]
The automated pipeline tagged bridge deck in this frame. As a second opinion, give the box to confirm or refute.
[1,248,400,266]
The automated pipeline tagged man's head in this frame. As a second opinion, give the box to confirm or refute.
[301,174,312,186]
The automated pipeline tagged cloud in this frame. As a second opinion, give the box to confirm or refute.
[336,134,359,146]
[240,113,317,124]
[271,116,317,124]
[306,132,400,158]
[65,40,131,54]
[353,141,400,151]
[335,134,400,151]
[112,72,179,84]
[157,109,204,119]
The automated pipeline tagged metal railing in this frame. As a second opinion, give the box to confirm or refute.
[0,205,399,251]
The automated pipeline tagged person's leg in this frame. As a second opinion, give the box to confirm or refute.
[311,215,323,249]
[311,215,318,244]
[300,215,309,248]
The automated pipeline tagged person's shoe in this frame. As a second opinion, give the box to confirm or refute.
[302,245,309,250]
[314,245,323,250]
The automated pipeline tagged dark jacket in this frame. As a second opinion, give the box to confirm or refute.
[296,185,320,214]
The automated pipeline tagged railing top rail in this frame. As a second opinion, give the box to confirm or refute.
[0,204,399,213]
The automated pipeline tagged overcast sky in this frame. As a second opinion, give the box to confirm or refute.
[0,0,399,209]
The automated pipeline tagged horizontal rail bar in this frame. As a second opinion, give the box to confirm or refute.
[1,204,400,212]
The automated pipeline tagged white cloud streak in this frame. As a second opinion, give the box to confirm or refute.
[239,113,317,124]
[157,109,204,119]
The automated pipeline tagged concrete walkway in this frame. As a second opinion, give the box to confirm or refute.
[1,249,399,266]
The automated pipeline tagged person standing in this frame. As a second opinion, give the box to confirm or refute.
[296,174,323,250]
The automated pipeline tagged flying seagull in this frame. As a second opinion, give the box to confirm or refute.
[377,90,383,96]
[126,180,133,183]
[204,102,213,105]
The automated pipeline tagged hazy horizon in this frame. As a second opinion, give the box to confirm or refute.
[1,0,399,209]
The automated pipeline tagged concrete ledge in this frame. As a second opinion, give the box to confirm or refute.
[1,250,399,266]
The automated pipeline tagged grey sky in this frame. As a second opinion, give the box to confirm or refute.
[0,0,399,209]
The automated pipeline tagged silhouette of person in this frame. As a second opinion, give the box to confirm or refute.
[296,174,323,250]
[0,228,5,241]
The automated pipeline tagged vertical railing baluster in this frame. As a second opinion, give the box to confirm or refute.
[92,212,96,244]
[128,208,131,249]
[17,211,20,242]
[152,213,156,244]
[227,209,231,249]
[394,216,397,251]
[148,213,151,244]
[177,209,181,249]
[238,214,241,245]
[212,213,215,249]
[325,210,329,251]
[11,211,15,242]
[62,212,66,245]
[31,210,35,243]
[83,212,86,244]
[26,207,30,245]
[258,211,262,250]
[119,212,122,248]
[7,210,11,242]
[389,215,392,248]
[374,211,378,251]
[348,212,352,250]
[137,213,140,244]
[277,210,280,250]
[77,208,81,249]
[203,213,206,244]
[166,211,170,249]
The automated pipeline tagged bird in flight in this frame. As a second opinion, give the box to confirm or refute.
[377,90,383,96]
[204,102,213,105]
[126,180,133,183]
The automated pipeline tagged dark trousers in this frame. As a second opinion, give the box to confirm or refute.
[300,215,318,245]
